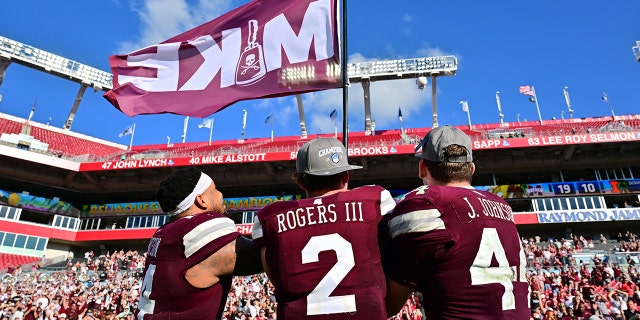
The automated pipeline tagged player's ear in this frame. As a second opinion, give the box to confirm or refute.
[194,193,207,210]
[418,159,427,179]
[341,171,349,185]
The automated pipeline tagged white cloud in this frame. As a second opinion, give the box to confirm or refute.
[416,46,450,58]
[300,47,457,133]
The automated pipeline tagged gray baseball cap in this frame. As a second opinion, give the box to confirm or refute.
[415,126,473,162]
[296,138,362,175]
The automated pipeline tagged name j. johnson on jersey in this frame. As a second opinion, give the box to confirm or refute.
[275,202,363,233]
[465,194,514,222]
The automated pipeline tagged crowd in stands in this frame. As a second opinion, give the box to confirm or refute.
[523,231,640,319]
[2,233,640,319]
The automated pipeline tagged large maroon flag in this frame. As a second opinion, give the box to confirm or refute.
[104,0,341,117]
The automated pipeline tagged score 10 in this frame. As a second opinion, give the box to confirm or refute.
[552,182,601,195]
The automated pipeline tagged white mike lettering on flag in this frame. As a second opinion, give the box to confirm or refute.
[104,0,342,118]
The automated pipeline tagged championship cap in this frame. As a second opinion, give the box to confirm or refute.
[415,126,473,163]
[296,138,362,176]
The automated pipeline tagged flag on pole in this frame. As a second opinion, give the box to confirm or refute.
[104,0,342,118]
[601,91,608,103]
[264,115,273,125]
[329,109,337,121]
[199,118,214,129]
[27,99,37,122]
[460,100,469,112]
[119,125,134,138]
[519,85,535,96]
[398,107,403,121]
[520,85,536,103]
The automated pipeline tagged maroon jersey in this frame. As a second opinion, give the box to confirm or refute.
[252,185,396,319]
[383,185,530,320]
[135,212,239,320]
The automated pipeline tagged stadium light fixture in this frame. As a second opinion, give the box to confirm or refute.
[634,41,640,62]
[0,36,113,91]
[0,35,113,130]
[347,56,457,131]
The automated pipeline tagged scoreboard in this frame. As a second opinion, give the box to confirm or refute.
[550,181,602,195]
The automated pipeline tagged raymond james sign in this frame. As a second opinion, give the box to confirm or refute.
[538,208,640,223]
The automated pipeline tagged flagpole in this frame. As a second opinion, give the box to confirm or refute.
[532,86,543,124]
[495,91,504,124]
[241,109,247,142]
[27,98,37,122]
[460,101,472,129]
[209,121,213,146]
[563,86,574,118]
[340,0,348,147]
[129,123,136,151]
[464,102,472,129]
[181,116,189,143]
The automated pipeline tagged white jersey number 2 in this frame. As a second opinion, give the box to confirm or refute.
[301,233,356,315]
[470,228,528,310]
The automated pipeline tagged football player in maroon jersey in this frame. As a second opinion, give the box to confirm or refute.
[382,126,531,320]
[135,167,261,320]
[252,138,396,319]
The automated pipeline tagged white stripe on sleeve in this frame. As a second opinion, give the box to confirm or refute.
[183,217,237,258]
[388,209,445,238]
[380,189,396,216]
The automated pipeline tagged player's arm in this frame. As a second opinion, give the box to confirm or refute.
[232,236,263,276]
[259,246,273,280]
[186,239,237,288]
[186,236,263,288]
[385,279,413,317]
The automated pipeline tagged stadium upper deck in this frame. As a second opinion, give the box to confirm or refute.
[0,110,639,260]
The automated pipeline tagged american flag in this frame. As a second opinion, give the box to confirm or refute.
[519,85,535,96]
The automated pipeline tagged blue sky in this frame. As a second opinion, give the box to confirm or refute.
[0,0,638,146]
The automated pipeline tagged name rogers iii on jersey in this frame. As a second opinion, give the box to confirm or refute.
[275,201,364,233]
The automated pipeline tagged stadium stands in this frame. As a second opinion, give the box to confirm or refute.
[0,113,127,157]
[1,233,639,320]
[0,252,39,270]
